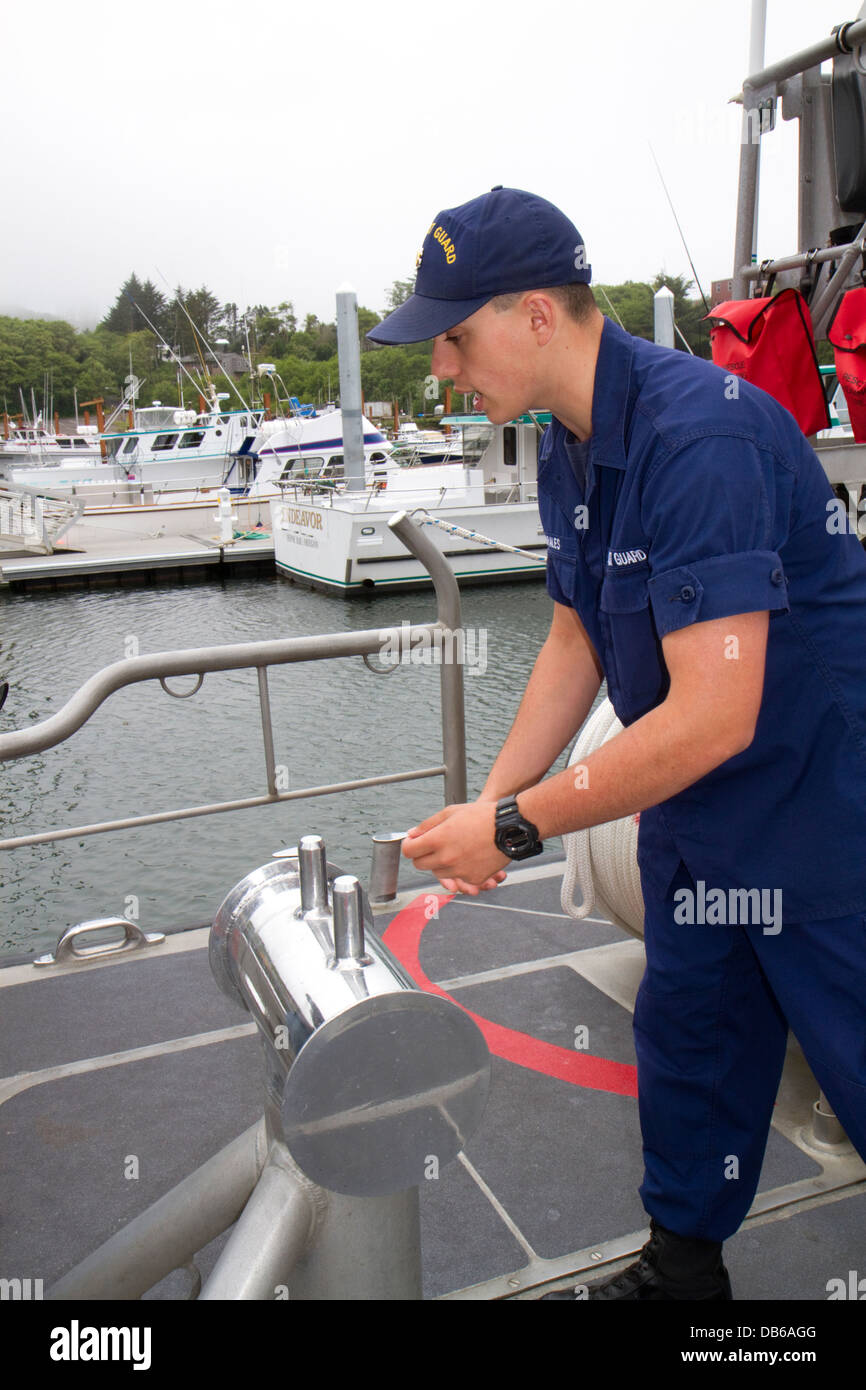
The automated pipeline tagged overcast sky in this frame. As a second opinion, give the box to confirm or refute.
[0,0,857,328]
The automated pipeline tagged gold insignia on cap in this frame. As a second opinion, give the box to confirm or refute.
[415,246,424,270]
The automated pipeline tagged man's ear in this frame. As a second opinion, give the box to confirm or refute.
[523,292,556,347]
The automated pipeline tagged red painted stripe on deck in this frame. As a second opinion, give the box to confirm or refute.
[382,892,638,1098]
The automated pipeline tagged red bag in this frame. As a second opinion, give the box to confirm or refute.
[826,288,866,441]
[704,289,830,438]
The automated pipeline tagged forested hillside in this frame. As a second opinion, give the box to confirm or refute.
[0,272,711,421]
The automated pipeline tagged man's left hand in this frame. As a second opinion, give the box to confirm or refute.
[402,801,510,894]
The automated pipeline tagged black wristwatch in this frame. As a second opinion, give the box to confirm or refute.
[494,797,543,860]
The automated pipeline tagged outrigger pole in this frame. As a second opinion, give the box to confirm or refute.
[123,291,220,412]
[171,287,253,414]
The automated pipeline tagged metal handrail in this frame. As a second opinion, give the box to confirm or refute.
[277,477,540,505]
[733,19,866,99]
[731,13,866,304]
[0,511,467,851]
[738,240,866,280]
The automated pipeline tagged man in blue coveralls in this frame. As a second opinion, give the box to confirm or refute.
[367,187,866,1301]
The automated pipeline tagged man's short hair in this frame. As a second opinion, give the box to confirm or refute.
[491,283,597,325]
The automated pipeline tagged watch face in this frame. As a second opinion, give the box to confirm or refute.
[501,826,532,852]
[495,801,542,859]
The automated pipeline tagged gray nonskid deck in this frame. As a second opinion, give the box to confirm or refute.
[1,852,864,1303]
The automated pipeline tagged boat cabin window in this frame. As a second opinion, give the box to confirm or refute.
[279,455,324,482]
[121,436,140,455]
[73,438,90,448]
[370,451,388,462]
[152,433,179,452]
[503,426,517,467]
[322,455,343,477]
[57,438,72,448]
[178,431,206,449]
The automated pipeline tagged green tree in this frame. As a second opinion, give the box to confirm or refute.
[0,316,86,415]
[357,305,381,350]
[594,275,710,357]
[651,273,711,357]
[102,275,169,336]
[169,285,222,357]
[384,276,415,312]
[76,355,117,402]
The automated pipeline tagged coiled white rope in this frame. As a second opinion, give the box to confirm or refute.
[409,508,542,561]
[561,697,646,940]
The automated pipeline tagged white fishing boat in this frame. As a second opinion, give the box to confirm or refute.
[1,405,264,498]
[246,402,394,488]
[3,405,396,551]
[0,419,102,466]
[269,411,548,593]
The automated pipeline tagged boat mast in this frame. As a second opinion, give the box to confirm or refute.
[126,295,214,411]
[169,289,252,413]
[243,314,256,407]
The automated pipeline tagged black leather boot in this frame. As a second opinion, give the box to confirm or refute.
[540,1218,733,1300]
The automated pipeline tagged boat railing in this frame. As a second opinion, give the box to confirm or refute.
[731,12,866,324]
[48,474,271,506]
[389,440,465,468]
[276,476,539,508]
[0,511,467,854]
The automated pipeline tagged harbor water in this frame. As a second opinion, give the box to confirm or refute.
[0,573,587,958]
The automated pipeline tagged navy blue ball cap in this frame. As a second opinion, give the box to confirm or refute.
[367,186,592,345]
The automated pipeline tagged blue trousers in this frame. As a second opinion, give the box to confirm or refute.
[634,860,866,1242]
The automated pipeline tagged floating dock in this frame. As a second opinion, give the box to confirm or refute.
[0,534,275,590]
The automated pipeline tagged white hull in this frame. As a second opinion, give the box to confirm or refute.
[53,489,279,549]
[269,416,547,593]
[270,491,546,593]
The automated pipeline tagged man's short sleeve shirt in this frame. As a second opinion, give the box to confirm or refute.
[537,318,866,918]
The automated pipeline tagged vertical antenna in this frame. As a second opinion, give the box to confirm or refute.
[648,144,710,312]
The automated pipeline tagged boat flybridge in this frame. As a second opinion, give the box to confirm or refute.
[244,403,395,494]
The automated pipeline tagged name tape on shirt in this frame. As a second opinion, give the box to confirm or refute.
[607,548,648,568]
